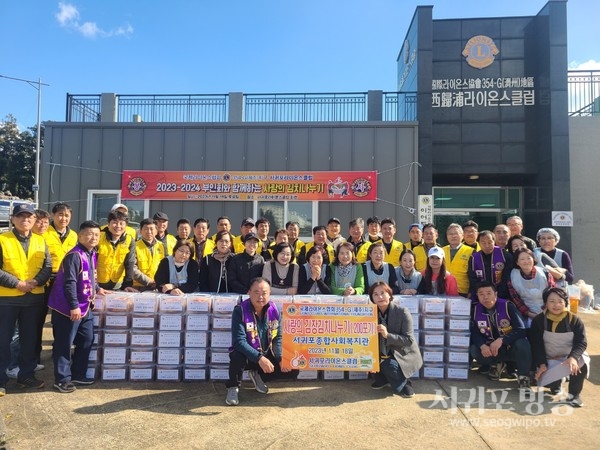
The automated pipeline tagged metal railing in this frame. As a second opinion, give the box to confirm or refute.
[65,91,418,123]
[568,70,600,116]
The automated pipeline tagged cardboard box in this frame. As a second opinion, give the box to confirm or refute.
[446,365,470,380]
[211,315,232,330]
[185,314,209,331]
[157,331,182,348]
[347,371,369,380]
[159,314,183,331]
[157,348,182,365]
[85,365,98,380]
[103,347,127,365]
[420,296,446,315]
[131,314,157,329]
[323,370,345,380]
[446,317,470,332]
[132,294,159,313]
[421,316,445,331]
[104,293,131,312]
[395,295,419,314]
[88,346,100,363]
[420,331,445,347]
[129,366,155,381]
[156,365,181,381]
[446,333,471,348]
[445,349,470,365]
[103,331,128,346]
[296,370,319,380]
[184,366,208,381]
[446,297,471,316]
[210,349,230,365]
[104,313,129,329]
[421,347,445,364]
[184,331,208,348]
[130,331,155,347]
[184,348,207,365]
[210,331,232,348]
[159,295,186,313]
[421,365,445,379]
[101,365,127,381]
[212,295,239,314]
[209,365,229,380]
[129,348,155,364]
[186,294,212,313]
[92,295,105,312]
[92,313,103,328]
[93,330,102,346]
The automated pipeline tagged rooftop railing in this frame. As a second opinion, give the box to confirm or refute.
[567,70,600,116]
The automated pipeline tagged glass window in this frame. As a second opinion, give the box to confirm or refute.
[255,201,314,239]
[87,190,148,233]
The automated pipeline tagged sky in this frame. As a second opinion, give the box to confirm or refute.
[1,0,599,130]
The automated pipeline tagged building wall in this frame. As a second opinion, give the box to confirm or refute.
[41,122,419,235]
[569,117,600,290]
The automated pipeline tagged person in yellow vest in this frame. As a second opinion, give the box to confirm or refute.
[379,218,404,266]
[413,223,440,272]
[285,221,305,258]
[32,209,50,236]
[296,225,335,265]
[153,211,176,256]
[268,228,289,258]
[347,217,371,263]
[211,216,233,241]
[462,219,480,251]
[97,210,137,291]
[190,218,215,263]
[105,203,137,241]
[442,223,474,297]
[0,203,52,394]
[405,223,424,251]
[132,218,164,291]
[233,218,256,254]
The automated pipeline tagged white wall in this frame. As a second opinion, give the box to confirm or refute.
[569,117,600,291]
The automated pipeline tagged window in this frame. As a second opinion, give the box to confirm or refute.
[87,190,148,232]
[255,201,317,240]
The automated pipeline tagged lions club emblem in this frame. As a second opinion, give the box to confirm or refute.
[462,35,499,69]
[127,177,147,197]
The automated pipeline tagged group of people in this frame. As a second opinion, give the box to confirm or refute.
[0,203,587,409]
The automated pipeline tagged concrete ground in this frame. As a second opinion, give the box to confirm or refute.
[1,311,599,450]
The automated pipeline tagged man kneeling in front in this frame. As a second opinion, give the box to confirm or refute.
[225,277,298,405]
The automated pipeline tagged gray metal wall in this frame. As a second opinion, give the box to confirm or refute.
[41,122,419,236]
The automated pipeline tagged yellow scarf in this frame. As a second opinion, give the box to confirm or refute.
[546,310,570,332]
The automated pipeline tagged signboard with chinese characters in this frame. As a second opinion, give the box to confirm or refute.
[432,77,535,108]
[418,195,433,223]
[281,303,379,372]
[122,171,377,201]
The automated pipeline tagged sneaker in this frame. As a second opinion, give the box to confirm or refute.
[488,362,506,381]
[225,387,239,406]
[5,367,19,379]
[371,379,390,390]
[53,382,76,393]
[400,383,415,398]
[567,394,584,408]
[550,386,563,396]
[72,378,95,386]
[35,364,45,372]
[518,376,531,391]
[477,364,490,375]
[17,376,45,389]
[248,370,269,394]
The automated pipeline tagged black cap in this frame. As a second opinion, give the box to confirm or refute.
[12,203,35,216]
[327,217,341,225]
[153,212,169,221]
[243,232,259,243]
[241,217,255,226]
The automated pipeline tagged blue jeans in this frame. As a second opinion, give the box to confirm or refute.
[469,338,532,377]
[376,357,408,394]
[0,303,45,387]
[51,308,95,383]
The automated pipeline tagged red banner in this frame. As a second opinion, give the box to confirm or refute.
[121,171,377,201]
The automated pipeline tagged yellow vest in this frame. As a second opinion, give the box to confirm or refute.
[159,234,177,256]
[0,232,46,296]
[43,226,78,273]
[189,238,215,259]
[443,244,474,295]
[378,239,404,266]
[97,233,134,284]
[354,241,372,264]
[412,245,434,272]
[101,224,137,242]
[134,240,165,287]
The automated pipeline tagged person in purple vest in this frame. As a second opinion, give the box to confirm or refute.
[467,230,513,301]
[469,281,532,391]
[48,220,107,393]
[225,277,298,406]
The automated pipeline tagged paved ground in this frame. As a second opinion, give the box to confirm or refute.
[1,311,599,450]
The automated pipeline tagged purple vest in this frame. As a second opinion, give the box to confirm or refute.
[48,245,96,317]
[240,298,279,352]
[471,246,506,285]
[473,298,513,342]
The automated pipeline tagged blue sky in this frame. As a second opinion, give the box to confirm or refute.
[1,0,598,130]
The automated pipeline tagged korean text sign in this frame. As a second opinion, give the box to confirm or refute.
[281,303,380,372]
[122,171,377,201]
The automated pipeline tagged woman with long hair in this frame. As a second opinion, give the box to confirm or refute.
[396,248,422,295]
[417,247,458,296]
[261,242,299,295]
[155,239,199,295]
[198,230,234,293]
[330,242,365,296]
